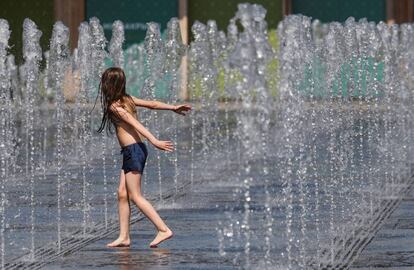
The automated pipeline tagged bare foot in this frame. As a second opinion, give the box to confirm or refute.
[149,229,173,248]
[106,237,130,248]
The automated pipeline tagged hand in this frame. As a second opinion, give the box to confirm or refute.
[152,139,174,152]
[173,104,192,116]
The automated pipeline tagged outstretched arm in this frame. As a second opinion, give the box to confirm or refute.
[109,104,174,152]
[131,96,191,115]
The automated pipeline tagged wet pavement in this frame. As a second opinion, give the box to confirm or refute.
[351,183,414,269]
[41,175,414,270]
[43,177,240,269]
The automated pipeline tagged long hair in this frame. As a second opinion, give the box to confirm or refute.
[94,67,136,134]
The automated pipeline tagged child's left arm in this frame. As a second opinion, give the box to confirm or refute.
[131,96,191,116]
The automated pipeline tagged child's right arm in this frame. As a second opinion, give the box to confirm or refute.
[110,104,174,152]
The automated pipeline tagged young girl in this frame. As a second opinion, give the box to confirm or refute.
[96,67,191,248]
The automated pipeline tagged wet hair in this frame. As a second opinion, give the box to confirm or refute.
[94,67,136,134]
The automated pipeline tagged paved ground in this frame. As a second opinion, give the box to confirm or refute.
[41,174,414,269]
[43,182,239,270]
[351,185,414,269]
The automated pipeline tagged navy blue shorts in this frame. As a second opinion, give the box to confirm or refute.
[120,142,148,174]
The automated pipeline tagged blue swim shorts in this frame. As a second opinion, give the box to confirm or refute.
[120,142,148,174]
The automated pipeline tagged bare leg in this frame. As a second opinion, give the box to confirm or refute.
[107,170,131,247]
[125,171,173,248]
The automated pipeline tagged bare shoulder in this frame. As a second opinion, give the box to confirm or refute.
[131,95,153,108]
[130,95,143,104]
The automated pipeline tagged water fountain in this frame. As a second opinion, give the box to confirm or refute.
[214,4,414,269]
[0,3,414,269]
[22,18,43,260]
[0,18,11,270]
[48,20,70,251]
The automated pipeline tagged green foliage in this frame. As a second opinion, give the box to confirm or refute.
[217,67,226,97]
[265,29,279,98]
[268,28,279,49]
[188,28,281,101]
[190,75,203,100]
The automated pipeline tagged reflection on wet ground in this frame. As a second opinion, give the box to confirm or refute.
[45,178,240,269]
[351,184,414,269]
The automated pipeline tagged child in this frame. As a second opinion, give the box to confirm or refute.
[96,67,191,248]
